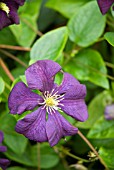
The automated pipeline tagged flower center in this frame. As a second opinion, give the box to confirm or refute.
[45,97,58,107]
[41,89,64,114]
[0,2,10,15]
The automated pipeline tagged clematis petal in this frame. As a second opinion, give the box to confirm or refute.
[15,107,48,142]
[57,72,86,98]
[5,1,20,24]
[97,0,114,14]
[8,82,43,114]
[0,158,10,170]
[60,100,88,122]
[0,10,11,30]
[0,131,4,143]
[57,73,80,94]
[105,104,114,120]
[57,72,87,100]
[0,146,7,153]
[25,60,61,92]
[46,111,78,147]
[12,0,25,6]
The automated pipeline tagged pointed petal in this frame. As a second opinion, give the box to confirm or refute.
[8,82,43,114]
[0,10,11,30]
[60,100,88,122]
[0,131,4,143]
[56,73,88,122]
[25,60,61,92]
[56,73,86,99]
[0,146,7,152]
[97,0,114,14]
[15,107,48,142]
[0,158,10,170]
[46,111,78,147]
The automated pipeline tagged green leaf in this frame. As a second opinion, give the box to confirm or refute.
[7,167,27,170]
[0,27,17,45]
[0,113,28,154]
[99,147,114,168]
[5,143,59,168]
[0,77,5,94]
[40,144,60,168]
[68,1,106,47]
[104,32,114,46]
[65,49,109,89]
[30,26,68,62]
[10,0,42,47]
[46,0,90,18]
[77,91,112,129]
[87,116,114,139]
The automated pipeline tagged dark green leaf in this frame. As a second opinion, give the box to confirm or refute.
[99,147,114,168]
[77,91,112,129]
[5,143,59,168]
[0,113,28,154]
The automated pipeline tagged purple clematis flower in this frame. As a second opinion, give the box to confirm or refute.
[0,131,10,170]
[0,0,25,30]
[8,60,88,147]
[97,0,114,14]
[105,104,114,120]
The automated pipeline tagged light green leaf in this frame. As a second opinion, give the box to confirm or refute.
[30,26,68,62]
[68,1,106,47]
[99,147,114,168]
[104,32,114,46]
[0,77,5,94]
[65,49,109,89]
[46,0,90,18]
[87,116,114,139]
[77,91,112,129]
[10,0,42,47]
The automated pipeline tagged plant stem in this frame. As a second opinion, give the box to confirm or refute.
[0,49,27,68]
[38,143,40,170]
[0,44,31,51]
[21,18,43,37]
[105,61,114,69]
[0,58,14,82]
[78,130,109,170]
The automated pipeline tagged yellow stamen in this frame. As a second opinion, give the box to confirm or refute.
[46,97,58,107]
[0,2,10,15]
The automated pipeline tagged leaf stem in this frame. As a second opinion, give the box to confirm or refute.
[0,49,27,68]
[54,146,90,163]
[78,130,109,170]
[0,44,31,51]
[21,18,43,37]
[0,58,14,82]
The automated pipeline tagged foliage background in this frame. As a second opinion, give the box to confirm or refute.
[0,0,114,169]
